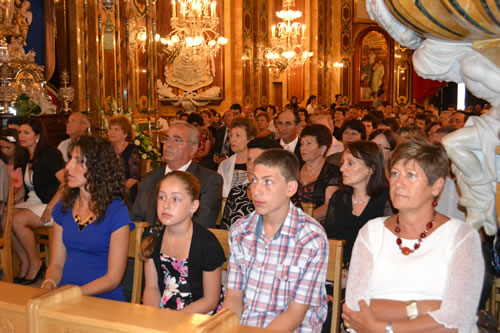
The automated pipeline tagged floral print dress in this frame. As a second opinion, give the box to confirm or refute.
[159,253,193,310]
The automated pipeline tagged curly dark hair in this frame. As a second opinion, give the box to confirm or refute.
[61,135,127,221]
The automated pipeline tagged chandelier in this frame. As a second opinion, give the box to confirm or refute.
[264,0,313,73]
[159,0,228,64]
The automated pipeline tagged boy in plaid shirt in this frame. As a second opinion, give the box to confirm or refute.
[223,149,329,332]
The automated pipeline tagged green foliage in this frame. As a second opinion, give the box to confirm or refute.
[132,123,162,170]
[14,94,41,117]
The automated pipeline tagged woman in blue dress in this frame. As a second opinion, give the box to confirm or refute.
[42,135,134,301]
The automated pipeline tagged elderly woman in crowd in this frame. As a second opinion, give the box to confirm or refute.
[325,141,390,272]
[6,118,65,284]
[295,124,341,222]
[108,115,141,204]
[42,136,134,301]
[220,137,282,229]
[255,112,276,140]
[218,117,256,198]
[343,137,484,332]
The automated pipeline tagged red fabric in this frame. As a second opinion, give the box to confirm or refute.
[412,70,445,104]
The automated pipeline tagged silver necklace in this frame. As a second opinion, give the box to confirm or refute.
[352,196,370,205]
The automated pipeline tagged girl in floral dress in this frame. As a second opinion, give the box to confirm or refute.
[140,171,226,312]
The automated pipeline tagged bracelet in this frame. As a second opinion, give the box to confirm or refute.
[45,206,53,212]
[41,279,57,289]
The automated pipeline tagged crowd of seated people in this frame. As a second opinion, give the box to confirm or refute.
[0,98,492,332]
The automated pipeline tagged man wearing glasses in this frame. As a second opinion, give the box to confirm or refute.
[131,120,223,228]
[124,120,223,302]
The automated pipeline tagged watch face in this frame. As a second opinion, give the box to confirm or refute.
[406,301,418,319]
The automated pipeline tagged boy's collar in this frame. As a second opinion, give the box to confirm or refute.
[250,202,300,240]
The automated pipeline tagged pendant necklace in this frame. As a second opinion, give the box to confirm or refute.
[74,199,95,232]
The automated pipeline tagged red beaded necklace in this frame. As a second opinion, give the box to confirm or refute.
[395,210,436,255]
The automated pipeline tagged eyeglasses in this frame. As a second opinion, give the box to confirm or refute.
[0,135,16,143]
[164,136,186,145]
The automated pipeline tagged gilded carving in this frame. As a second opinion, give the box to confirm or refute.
[165,57,214,92]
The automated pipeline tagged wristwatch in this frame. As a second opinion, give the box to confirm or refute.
[406,300,418,320]
[385,322,394,333]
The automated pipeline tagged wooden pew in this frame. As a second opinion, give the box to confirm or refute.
[327,239,344,333]
[0,282,47,332]
[209,228,229,270]
[129,221,149,304]
[26,285,284,333]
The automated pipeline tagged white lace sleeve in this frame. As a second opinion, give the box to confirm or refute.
[345,222,375,311]
[428,223,484,332]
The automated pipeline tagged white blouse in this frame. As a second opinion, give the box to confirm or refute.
[346,217,484,332]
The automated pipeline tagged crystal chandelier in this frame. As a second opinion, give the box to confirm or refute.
[264,0,313,73]
[159,0,228,64]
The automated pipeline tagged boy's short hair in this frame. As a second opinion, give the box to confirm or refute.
[253,148,299,182]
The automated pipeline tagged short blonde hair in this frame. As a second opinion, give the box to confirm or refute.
[390,136,449,185]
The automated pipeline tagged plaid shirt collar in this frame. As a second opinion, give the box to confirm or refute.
[242,201,301,240]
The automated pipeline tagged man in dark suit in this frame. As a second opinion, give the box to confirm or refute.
[123,121,223,301]
[131,121,223,228]
[276,108,304,166]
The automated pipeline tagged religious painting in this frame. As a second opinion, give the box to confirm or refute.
[359,31,388,102]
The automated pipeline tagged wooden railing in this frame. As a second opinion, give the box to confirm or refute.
[0,282,284,333]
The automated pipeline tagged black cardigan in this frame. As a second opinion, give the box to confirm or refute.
[25,146,64,204]
[293,162,342,210]
[152,222,226,304]
[311,162,342,207]
[325,188,390,266]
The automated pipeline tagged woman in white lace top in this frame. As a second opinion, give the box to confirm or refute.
[342,137,484,333]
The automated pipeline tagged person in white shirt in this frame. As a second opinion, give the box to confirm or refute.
[57,112,89,162]
[276,109,303,165]
[343,137,483,333]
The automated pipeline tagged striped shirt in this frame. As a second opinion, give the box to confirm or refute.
[227,202,329,332]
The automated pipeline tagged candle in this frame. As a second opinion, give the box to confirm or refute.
[172,0,176,17]
[302,24,306,36]
[181,2,186,17]
[211,2,215,17]
[272,25,276,38]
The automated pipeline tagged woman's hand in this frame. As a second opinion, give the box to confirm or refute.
[40,206,52,225]
[342,301,385,333]
[40,278,57,291]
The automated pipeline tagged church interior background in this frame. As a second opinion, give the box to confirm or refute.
[0,0,487,137]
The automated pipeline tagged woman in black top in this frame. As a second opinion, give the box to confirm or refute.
[108,115,141,204]
[295,124,342,222]
[7,118,65,284]
[325,141,391,268]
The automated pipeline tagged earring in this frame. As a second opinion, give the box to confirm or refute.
[432,200,438,207]
[36,139,39,144]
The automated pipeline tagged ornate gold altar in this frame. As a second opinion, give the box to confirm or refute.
[0,0,56,115]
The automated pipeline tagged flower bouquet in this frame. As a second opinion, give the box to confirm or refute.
[132,122,162,170]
